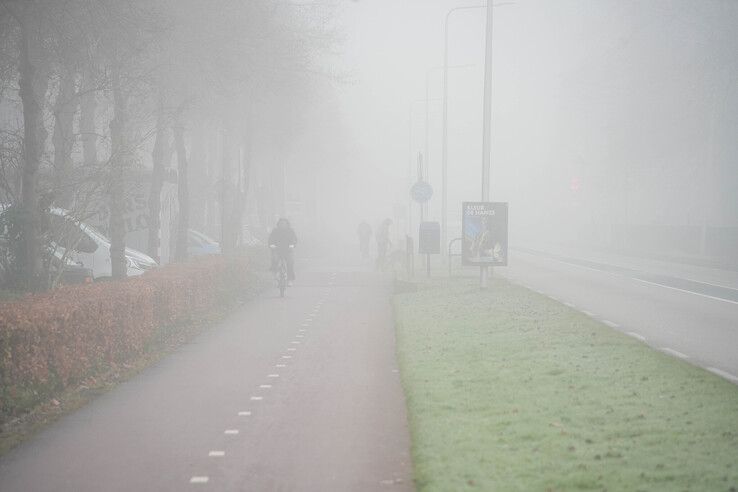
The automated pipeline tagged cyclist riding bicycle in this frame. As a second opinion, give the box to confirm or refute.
[269,218,297,283]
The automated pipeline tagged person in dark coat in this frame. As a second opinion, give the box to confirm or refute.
[268,218,297,281]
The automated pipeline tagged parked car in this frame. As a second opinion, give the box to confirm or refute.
[188,229,221,256]
[50,248,93,285]
[48,208,158,279]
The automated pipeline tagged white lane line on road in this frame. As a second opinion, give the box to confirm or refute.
[282,356,292,360]
[287,348,297,352]
[535,251,738,306]
[190,476,209,484]
[291,341,301,344]
[268,374,280,378]
[238,411,251,416]
[276,364,286,368]
[224,429,239,435]
[660,347,689,359]
[707,367,738,383]
[209,451,225,457]
[602,320,620,329]
[626,331,647,342]
[250,396,263,401]
[259,384,272,389]
[629,277,738,306]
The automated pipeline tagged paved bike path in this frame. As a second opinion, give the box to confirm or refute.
[0,268,414,491]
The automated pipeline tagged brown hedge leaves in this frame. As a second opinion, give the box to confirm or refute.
[0,255,251,416]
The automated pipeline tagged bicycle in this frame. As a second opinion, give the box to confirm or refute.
[270,244,293,297]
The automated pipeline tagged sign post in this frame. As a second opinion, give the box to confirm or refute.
[410,156,435,276]
[461,202,508,287]
[419,221,440,277]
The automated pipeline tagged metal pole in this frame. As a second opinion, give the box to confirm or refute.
[442,14,451,270]
[408,103,414,237]
[481,1,493,202]
[418,152,425,223]
[480,1,494,289]
[426,65,471,226]
[442,5,484,267]
[425,72,431,194]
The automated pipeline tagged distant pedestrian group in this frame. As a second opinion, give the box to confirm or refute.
[357,218,393,270]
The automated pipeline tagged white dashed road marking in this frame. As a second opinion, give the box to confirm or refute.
[291,341,301,344]
[287,348,297,352]
[260,384,272,389]
[626,331,647,342]
[209,451,225,457]
[707,367,738,383]
[250,396,263,401]
[190,476,209,484]
[282,355,292,359]
[238,411,251,416]
[268,374,280,378]
[661,347,689,359]
[224,429,239,435]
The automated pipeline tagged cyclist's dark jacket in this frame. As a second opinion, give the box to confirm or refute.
[268,227,297,254]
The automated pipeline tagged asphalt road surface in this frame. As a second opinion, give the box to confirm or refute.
[0,266,414,491]
[500,248,738,384]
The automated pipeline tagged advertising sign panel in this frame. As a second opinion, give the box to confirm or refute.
[462,202,508,266]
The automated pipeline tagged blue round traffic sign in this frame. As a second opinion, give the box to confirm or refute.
[410,181,433,203]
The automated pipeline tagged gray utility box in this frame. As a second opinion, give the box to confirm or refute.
[419,221,440,254]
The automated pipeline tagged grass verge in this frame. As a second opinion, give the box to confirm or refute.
[394,276,738,491]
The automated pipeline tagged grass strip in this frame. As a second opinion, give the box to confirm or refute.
[394,277,738,491]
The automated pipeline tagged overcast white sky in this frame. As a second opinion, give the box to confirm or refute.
[325,0,737,242]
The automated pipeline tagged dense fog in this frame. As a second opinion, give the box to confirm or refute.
[336,0,737,261]
[0,0,736,289]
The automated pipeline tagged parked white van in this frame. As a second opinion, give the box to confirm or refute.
[49,208,158,279]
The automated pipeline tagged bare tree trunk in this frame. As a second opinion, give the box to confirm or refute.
[189,120,206,232]
[230,132,251,248]
[220,129,235,255]
[147,94,169,262]
[174,119,189,261]
[79,68,98,167]
[17,15,45,291]
[52,68,76,208]
[108,66,128,279]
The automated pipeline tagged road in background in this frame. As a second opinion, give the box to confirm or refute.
[499,248,738,383]
[0,267,413,491]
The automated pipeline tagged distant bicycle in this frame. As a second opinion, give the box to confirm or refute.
[271,244,294,297]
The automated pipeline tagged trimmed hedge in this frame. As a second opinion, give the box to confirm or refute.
[0,255,253,419]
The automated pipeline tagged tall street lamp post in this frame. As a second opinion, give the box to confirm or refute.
[425,64,474,197]
[441,2,513,275]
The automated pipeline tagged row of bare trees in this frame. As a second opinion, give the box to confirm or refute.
[0,0,338,291]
